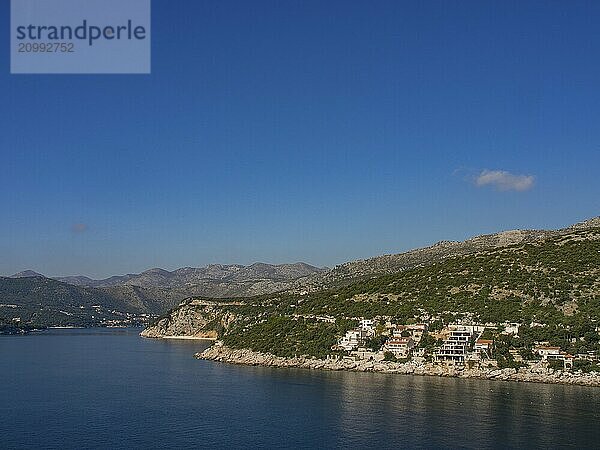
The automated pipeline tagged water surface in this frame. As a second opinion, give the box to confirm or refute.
[1,328,598,449]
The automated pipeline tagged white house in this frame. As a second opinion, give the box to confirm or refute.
[435,325,474,364]
[474,339,493,355]
[534,346,574,369]
[383,338,414,358]
[502,322,520,336]
[337,329,369,351]
[359,319,375,331]
[535,346,561,359]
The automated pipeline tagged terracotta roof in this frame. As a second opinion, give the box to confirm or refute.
[476,339,493,344]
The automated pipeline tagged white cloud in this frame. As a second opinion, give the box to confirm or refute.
[474,170,535,192]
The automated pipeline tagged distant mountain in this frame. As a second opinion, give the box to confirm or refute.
[54,262,324,288]
[11,270,45,278]
[0,276,181,333]
[2,262,326,332]
[56,274,136,287]
[7,262,325,312]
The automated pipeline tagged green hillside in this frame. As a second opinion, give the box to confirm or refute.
[0,277,171,332]
[152,227,600,359]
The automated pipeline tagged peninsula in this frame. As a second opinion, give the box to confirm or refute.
[142,217,600,386]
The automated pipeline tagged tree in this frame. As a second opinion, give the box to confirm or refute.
[383,351,397,362]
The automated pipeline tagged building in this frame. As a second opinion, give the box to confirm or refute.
[406,323,428,340]
[383,338,414,358]
[474,339,493,357]
[508,349,524,362]
[575,352,597,362]
[534,346,562,360]
[392,327,410,339]
[534,346,574,369]
[391,323,428,342]
[502,322,520,336]
[563,354,574,369]
[435,325,474,364]
[337,329,370,351]
[359,319,375,331]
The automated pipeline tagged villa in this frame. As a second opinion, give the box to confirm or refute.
[435,325,476,364]
[337,329,370,351]
[383,337,414,358]
[474,339,493,357]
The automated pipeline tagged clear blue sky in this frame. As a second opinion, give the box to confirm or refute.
[1,0,599,278]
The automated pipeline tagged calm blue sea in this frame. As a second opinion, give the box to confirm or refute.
[1,328,598,449]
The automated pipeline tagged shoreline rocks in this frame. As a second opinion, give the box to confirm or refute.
[140,328,217,339]
[195,342,600,387]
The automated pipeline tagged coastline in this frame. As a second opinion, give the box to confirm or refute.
[196,342,600,387]
[140,328,218,340]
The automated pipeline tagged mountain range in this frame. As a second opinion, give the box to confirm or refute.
[1,262,326,332]
[2,216,598,333]
[12,262,323,287]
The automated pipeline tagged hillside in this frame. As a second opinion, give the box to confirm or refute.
[143,224,600,361]
[2,262,325,333]
[296,217,600,290]
[0,277,180,333]
[6,217,598,337]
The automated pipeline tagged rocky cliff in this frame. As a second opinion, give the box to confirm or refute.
[140,299,239,339]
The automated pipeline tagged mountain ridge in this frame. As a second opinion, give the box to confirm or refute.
[10,216,599,296]
[11,261,325,288]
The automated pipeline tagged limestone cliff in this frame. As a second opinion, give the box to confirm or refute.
[140,298,238,339]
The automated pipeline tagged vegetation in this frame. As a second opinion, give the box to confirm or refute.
[573,360,600,373]
[222,316,354,358]
[0,277,158,329]
[145,227,600,362]
[383,351,397,362]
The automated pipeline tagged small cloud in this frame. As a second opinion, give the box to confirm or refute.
[71,223,89,233]
[474,170,535,192]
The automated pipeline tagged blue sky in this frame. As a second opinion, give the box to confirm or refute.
[1,0,599,278]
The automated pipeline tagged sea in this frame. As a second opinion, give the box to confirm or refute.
[1,328,598,449]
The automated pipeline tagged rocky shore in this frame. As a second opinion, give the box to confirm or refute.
[196,342,600,387]
[140,327,217,339]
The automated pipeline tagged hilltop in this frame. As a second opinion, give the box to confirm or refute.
[298,216,600,290]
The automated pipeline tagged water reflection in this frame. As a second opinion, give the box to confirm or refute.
[2,330,599,449]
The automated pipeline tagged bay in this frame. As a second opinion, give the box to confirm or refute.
[1,328,598,449]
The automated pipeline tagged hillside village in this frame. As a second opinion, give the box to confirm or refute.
[333,318,591,372]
